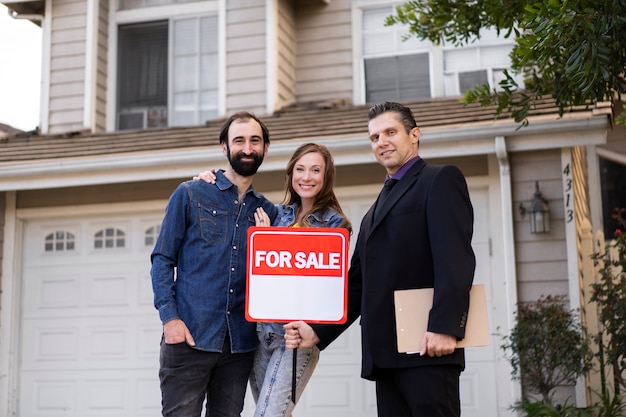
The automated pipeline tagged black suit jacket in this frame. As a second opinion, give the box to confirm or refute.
[313,159,476,380]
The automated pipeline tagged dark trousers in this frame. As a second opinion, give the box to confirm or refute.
[375,365,461,417]
[159,336,254,417]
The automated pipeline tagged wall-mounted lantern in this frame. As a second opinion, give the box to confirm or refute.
[519,181,550,234]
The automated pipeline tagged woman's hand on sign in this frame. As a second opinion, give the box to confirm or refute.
[283,321,319,349]
[254,207,271,227]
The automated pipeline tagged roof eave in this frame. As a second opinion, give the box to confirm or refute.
[0,112,610,192]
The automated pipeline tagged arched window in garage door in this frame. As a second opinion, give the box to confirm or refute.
[144,224,161,247]
[94,227,126,249]
[44,230,76,252]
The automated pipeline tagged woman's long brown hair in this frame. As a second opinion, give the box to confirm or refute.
[282,143,352,233]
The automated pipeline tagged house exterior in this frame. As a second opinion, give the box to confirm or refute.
[0,0,624,416]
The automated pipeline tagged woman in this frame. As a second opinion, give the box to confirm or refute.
[197,142,351,417]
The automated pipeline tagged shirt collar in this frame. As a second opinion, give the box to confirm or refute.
[386,156,421,182]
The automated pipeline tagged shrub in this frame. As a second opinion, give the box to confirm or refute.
[501,294,593,405]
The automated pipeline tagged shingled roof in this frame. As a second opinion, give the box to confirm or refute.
[0,96,608,164]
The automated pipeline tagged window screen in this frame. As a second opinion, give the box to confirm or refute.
[364,54,431,103]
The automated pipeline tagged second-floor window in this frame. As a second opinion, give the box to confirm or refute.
[360,3,519,104]
[362,6,432,103]
[117,15,218,130]
[441,28,516,97]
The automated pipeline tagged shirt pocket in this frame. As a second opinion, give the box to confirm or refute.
[198,202,228,244]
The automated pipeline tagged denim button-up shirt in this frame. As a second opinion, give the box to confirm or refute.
[259,202,348,335]
[151,170,277,353]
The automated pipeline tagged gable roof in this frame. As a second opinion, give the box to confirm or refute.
[0,96,612,165]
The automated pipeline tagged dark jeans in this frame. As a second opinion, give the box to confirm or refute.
[159,335,254,417]
[375,365,461,417]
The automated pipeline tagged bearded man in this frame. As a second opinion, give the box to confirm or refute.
[151,112,278,417]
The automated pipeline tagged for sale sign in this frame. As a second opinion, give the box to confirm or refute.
[246,226,349,324]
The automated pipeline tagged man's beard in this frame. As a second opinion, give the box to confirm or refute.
[227,147,264,177]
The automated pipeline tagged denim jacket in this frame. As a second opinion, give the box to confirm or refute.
[259,202,348,335]
[274,202,347,229]
[151,170,277,353]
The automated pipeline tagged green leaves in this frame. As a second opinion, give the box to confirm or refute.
[500,295,593,405]
[387,0,626,127]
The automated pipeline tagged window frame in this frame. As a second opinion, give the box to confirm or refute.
[107,0,223,131]
[352,1,520,105]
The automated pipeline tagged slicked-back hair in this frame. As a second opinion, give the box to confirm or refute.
[367,102,418,134]
[218,111,270,145]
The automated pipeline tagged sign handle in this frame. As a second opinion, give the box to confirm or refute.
[291,349,297,405]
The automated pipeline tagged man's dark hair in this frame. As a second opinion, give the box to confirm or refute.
[218,111,270,145]
[367,102,418,134]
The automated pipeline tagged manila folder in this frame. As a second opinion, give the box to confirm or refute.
[394,284,490,353]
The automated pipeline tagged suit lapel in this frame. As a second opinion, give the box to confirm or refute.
[369,159,426,231]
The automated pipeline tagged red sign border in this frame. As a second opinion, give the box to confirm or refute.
[246,226,349,324]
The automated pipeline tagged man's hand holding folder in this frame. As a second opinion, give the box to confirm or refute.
[394,284,491,354]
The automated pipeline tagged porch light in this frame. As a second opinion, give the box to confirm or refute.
[519,181,550,234]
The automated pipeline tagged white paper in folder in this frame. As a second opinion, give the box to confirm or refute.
[394,284,491,353]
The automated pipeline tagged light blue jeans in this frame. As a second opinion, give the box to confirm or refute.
[250,325,320,417]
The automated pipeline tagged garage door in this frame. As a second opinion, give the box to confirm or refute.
[20,212,164,416]
[19,185,499,417]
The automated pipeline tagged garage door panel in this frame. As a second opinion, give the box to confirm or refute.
[19,370,161,416]
[21,325,81,365]
[298,362,376,417]
[23,273,82,315]
[24,270,154,317]
[460,360,499,417]
[21,316,160,370]
[313,322,362,366]
[138,271,155,306]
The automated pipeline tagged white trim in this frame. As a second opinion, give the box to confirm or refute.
[167,18,174,127]
[561,148,587,406]
[596,146,626,166]
[265,0,277,114]
[114,1,218,24]
[218,0,226,116]
[589,145,626,263]
[0,192,20,416]
[494,137,522,412]
[40,1,52,133]
[16,199,168,219]
[105,0,117,132]
[84,0,98,130]
[350,4,363,105]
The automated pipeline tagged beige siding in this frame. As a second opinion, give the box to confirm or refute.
[93,0,109,131]
[48,0,88,134]
[294,0,352,103]
[275,0,296,110]
[511,149,569,303]
[226,0,268,114]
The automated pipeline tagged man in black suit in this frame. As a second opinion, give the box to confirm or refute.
[284,102,475,416]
